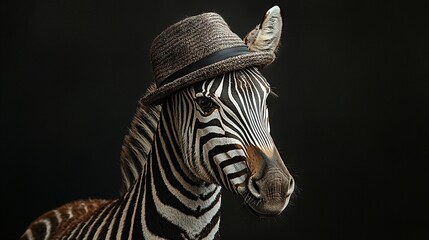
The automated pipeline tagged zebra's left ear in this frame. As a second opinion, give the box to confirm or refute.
[244,5,283,55]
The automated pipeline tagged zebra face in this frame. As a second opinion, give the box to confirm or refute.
[168,67,294,216]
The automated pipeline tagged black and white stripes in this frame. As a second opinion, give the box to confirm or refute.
[175,67,274,192]
[21,66,292,240]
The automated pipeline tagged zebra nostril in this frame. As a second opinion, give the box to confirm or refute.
[248,177,261,198]
[289,177,294,188]
[286,177,295,196]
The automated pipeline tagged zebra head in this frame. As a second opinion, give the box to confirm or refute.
[165,6,294,216]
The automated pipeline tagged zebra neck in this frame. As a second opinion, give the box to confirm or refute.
[137,113,222,239]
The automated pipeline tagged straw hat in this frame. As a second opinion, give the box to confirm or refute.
[141,12,276,104]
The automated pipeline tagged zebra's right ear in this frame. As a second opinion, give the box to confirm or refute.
[244,6,283,55]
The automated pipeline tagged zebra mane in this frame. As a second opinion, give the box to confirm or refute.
[119,86,162,194]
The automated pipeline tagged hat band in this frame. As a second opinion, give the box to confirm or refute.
[159,46,249,87]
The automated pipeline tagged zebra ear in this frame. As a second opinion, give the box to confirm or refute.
[244,6,283,55]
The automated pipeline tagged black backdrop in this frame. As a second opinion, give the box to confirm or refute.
[2,0,428,239]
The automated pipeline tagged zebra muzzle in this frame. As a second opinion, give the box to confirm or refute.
[240,145,294,216]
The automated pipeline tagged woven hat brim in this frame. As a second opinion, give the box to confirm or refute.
[141,51,274,104]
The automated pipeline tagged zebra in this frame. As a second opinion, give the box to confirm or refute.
[20,6,294,240]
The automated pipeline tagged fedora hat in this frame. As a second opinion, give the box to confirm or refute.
[141,7,282,104]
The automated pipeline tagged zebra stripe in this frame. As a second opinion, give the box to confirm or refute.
[21,67,285,240]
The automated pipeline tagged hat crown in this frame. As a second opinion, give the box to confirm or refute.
[150,12,246,85]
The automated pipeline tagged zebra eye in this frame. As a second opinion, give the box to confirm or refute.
[196,97,215,113]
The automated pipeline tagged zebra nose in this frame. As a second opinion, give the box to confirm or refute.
[246,170,294,216]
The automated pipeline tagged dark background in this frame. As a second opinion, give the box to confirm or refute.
[2,0,428,239]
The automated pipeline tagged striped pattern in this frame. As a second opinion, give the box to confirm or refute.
[172,67,274,192]
[21,67,279,239]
